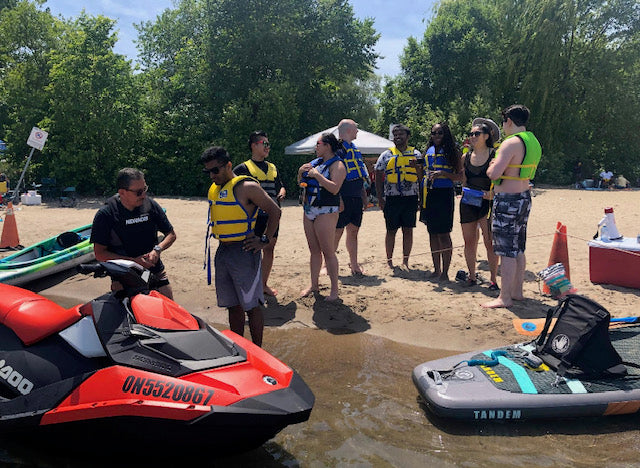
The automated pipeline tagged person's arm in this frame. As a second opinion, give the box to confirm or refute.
[241,182,281,252]
[375,170,385,209]
[487,138,520,181]
[144,229,176,266]
[310,160,346,195]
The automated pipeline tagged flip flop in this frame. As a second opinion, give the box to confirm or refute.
[488,282,500,291]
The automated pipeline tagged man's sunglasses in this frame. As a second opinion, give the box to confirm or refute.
[124,185,148,196]
[202,166,222,175]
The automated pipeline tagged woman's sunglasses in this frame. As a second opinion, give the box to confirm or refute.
[468,131,485,137]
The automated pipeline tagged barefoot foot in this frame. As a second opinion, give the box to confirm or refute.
[481,298,513,308]
[263,286,278,297]
[300,287,318,298]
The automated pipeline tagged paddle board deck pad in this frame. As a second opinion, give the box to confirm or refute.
[413,325,640,420]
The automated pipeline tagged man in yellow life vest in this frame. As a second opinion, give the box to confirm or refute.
[201,146,281,347]
[233,131,286,297]
[483,105,542,308]
[374,124,424,269]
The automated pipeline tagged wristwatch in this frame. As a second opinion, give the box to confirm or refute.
[259,234,269,244]
[153,245,163,253]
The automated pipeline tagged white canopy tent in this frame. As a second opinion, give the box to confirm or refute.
[284,126,393,155]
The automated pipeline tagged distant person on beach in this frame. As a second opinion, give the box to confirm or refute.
[91,168,177,299]
[420,122,462,281]
[233,130,285,297]
[335,119,369,275]
[202,146,281,347]
[459,118,499,290]
[374,124,423,270]
[482,105,542,308]
[600,170,613,189]
[298,133,346,301]
[615,174,630,189]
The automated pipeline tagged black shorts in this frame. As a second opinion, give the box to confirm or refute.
[254,214,279,238]
[383,195,418,231]
[420,187,454,234]
[459,198,491,224]
[336,196,363,228]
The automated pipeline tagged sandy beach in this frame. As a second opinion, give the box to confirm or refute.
[2,187,639,352]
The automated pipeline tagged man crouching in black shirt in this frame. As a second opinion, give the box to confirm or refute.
[91,168,177,299]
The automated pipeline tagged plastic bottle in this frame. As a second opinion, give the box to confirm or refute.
[600,224,609,242]
[598,207,622,240]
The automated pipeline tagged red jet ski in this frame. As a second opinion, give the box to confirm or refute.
[0,260,314,453]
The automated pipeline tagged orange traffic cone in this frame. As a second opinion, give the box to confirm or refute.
[0,201,20,249]
[543,222,570,295]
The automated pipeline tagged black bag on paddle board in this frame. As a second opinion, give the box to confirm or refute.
[533,295,626,379]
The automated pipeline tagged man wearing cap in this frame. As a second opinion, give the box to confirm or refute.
[374,124,423,269]
[233,130,285,297]
[482,105,542,308]
[334,119,369,275]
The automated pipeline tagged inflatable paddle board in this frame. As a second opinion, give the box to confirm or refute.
[413,325,640,420]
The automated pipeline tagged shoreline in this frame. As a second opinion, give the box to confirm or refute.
[2,187,639,351]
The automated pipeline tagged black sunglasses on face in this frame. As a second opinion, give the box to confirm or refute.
[124,185,148,196]
[468,131,485,137]
[202,166,222,175]
[431,130,444,136]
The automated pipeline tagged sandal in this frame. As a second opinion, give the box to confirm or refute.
[488,282,500,291]
[464,278,477,287]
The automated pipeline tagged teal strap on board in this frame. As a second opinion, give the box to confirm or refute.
[483,350,538,394]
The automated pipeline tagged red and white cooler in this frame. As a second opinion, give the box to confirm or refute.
[588,237,640,289]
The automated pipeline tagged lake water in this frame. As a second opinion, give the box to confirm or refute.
[2,324,640,467]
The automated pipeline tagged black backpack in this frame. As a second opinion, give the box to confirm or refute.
[533,295,627,379]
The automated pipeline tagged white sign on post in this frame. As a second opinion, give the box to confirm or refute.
[26,127,48,151]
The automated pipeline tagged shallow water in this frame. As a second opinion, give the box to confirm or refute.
[3,318,640,467]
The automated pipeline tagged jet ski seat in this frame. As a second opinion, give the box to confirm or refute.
[0,284,81,345]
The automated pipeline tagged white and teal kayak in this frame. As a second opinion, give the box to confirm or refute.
[0,224,94,286]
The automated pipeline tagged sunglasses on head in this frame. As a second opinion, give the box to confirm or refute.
[124,185,148,197]
[431,130,444,136]
[202,166,222,175]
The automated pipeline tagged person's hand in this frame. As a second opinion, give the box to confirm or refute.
[243,234,267,252]
[379,197,385,210]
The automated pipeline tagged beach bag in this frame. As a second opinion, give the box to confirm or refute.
[533,295,626,379]
[461,187,484,207]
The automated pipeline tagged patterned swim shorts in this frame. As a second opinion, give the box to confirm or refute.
[491,191,532,257]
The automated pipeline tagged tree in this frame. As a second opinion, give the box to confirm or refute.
[40,13,141,194]
[136,0,380,195]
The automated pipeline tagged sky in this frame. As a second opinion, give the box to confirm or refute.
[43,0,437,78]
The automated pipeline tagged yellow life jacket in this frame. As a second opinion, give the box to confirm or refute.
[494,131,542,185]
[207,176,257,241]
[385,147,418,184]
[0,181,6,194]
[244,159,278,199]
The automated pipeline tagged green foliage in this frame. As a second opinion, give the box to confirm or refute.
[378,0,640,185]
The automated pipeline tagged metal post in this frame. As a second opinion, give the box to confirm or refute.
[12,147,36,204]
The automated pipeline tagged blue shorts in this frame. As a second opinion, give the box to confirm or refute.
[491,191,532,257]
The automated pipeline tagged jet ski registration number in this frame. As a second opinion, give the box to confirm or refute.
[122,376,215,405]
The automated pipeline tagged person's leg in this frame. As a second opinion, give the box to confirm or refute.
[261,240,277,296]
[478,217,499,284]
[228,304,245,337]
[334,227,345,251]
[246,306,264,347]
[461,222,479,279]
[301,215,322,296]
[482,255,515,308]
[314,212,340,300]
[345,223,363,274]
[512,252,526,300]
[401,226,413,268]
[429,233,441,276]
[439,232,453,280]
[157,284,174,300]
[385,229,397,268]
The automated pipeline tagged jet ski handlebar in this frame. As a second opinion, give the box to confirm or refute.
[77,260,150,294]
